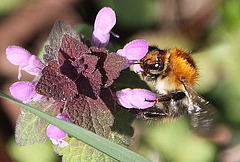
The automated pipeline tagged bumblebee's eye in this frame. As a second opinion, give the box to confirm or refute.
[151,59,164,71]
[141,59,164,72]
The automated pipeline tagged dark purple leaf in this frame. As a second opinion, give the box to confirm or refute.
[43,20,82,64]
[90,47,127,87]
[36,29,127,137]
[65,94,114,138]
[36,61,78,101]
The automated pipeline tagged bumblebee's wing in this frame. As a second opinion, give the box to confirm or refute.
[184,83,218,137]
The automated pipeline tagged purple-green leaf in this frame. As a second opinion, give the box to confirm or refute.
[15,98,61,145]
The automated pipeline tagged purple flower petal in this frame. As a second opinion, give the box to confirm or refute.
[115,88,134,108]
[94,7,116,35]
[55,112,72,123]
[46,124,67,141]
[117,39,148,60]
[46,113,71,148]
[6,46,32,66]
[48,138,68,148]
[116,88,155,109]
[6,46,45,79]
[21,55,45,76]
[9,81,40,103]
[92,7,116,48]
[129,89,156,109]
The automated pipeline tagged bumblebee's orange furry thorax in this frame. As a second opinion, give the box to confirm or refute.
[168,48,198,86]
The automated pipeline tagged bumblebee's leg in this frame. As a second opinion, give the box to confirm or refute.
[144,91,187,119]
[157,91,186,102]
[140,110,167,120]
[132,91,187,120]
[145,91,186,102]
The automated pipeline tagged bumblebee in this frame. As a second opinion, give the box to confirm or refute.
[132,46,217,136]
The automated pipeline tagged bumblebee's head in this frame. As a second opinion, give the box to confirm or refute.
[140,46,166,75]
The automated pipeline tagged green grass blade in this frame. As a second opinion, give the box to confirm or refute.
[0,91,151,162]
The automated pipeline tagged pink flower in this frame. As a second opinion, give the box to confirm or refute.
[9,81,44,104]
[92,7,148,71]
[92,7,116,48]
[116,88,155,109]
[7,46,45,103]
[116,40,148,70]
[46,113,72,148]
[6,46,45,80]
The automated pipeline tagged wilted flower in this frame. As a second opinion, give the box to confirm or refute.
[46,113,72,148]
[116,88,156,109]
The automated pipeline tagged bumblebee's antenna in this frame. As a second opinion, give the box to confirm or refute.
[127,58,151,65]
[126,62,141,65]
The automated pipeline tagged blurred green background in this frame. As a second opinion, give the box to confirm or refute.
[0,0,240,161]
